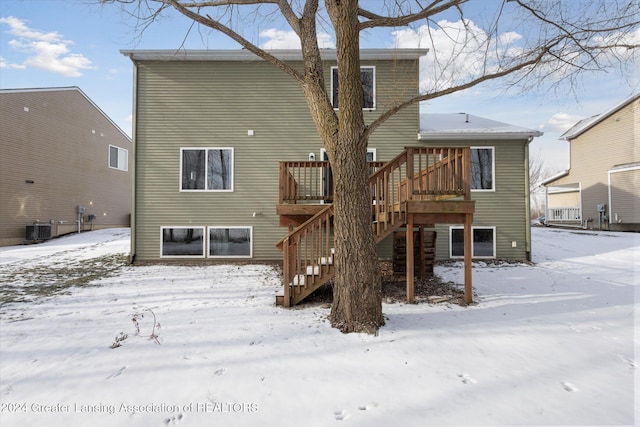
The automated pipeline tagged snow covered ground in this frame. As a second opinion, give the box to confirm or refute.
[0,227,637,426]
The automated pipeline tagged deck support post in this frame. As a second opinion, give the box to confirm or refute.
[463,212,473,304]
[406,214,415,303]
[283,237,291,307]
[417,226,425,280]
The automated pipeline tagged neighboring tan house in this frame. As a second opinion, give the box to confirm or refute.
[122,49,541,306]
[0,87,132,246]
[543,93,639,231]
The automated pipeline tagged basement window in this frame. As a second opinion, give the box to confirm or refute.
[450,226,496,258]
[208,227,252,258]
[161,227,205,257]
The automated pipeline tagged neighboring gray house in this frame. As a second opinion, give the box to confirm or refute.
[544,93,639,231]
[0,87,132,246]
[123,49,541,305]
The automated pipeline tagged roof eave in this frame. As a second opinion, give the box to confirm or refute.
[418,131,543,141]
[542,170,570,186]
[120,48,429,62]
[561,92,640,140]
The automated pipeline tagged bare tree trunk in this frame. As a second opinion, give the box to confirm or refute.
[326,0,384,334]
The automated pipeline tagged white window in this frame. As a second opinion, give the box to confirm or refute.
[161,227,205,258]
[470,147,495,191]
[331,66,376,110]
[208,227,252,258]
[450,226,496,258]
[180,148,234,191]
[109,145,128,171]
[320,148,376,202]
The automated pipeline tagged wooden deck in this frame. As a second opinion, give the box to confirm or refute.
[276,147,475,307]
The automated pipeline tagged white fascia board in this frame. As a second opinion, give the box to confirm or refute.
[417,132,543,141]
[121,49,428,62]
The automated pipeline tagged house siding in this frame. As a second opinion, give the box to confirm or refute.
[132,58,419,262]
[429,139,530,260]
[548,96,639,230]
[547,190,580,208]
[609,167,640,227]
[0,88,132,246]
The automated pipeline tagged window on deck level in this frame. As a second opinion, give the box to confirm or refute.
[470,147,494,191]
[331,66,375,110]
[181,148,233,191]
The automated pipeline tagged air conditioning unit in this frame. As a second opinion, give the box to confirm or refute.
[25,224,52,241]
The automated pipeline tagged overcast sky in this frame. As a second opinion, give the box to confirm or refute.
[1,0,637,174]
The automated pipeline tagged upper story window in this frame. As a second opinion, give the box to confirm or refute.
[331,66,376,110]
[109,145,128,171]
[180,148,234,192]
[471,147,494,191]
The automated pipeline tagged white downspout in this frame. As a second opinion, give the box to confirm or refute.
[524,138,532,261]
[128,57,138,263]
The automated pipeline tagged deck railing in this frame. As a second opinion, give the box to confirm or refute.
[277,146,471,306]
[405,147,470,200]
[547,207,582,222]
[369,147,470,237]
[279,160,386,204]
[281,204,334,306]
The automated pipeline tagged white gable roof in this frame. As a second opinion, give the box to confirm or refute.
[418,113,543,140]
[559,93,640,140]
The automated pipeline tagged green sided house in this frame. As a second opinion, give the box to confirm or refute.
[419,113,542,261]
[543,93,639,231]
[122,49,541,305]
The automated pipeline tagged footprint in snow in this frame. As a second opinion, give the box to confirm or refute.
[358,402,378,411]
[334,409,349,421]
[560,381,579,392]
[213,368,226,376]
[458,373,477,384]
[617,354,637,368]
[163,413,184,425]
[107,366,126,379]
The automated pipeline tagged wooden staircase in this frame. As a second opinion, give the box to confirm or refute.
[276,147,473,307]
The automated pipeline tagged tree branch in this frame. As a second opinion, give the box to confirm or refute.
[276,0,302,36]
[365,42,557,138]
[163,0,305,83]
[358,0,467,30]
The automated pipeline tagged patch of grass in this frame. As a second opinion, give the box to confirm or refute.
[0,253,128,306]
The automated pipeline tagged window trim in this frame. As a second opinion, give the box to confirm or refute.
[108,145,128,172]
[470,146,495,192]
[160,226,206,258]
[449,226,496,259]
[330,65,376,111]
[320,148,376,203]
[179,147,234,192]
[319,148,376,161]
[207,226,253,259]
